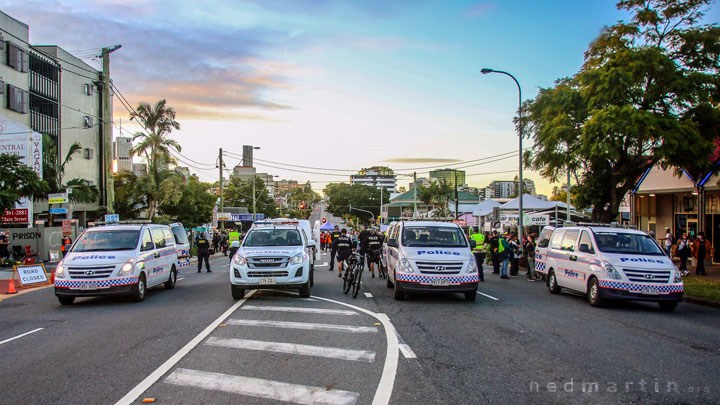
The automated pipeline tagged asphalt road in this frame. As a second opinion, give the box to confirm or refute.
[1,250,719,404]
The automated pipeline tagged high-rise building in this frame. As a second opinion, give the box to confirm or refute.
[514,175,537,196]
[243,145,254,167]
[114,136,133,173]
[430,169,466,187]
[489,180,516,198]
[351,166,396,192]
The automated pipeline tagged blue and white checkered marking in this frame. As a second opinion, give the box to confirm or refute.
[55,277,139,289]
[535,261,546,272]
[599,280,683,293]
[396,273,478,284]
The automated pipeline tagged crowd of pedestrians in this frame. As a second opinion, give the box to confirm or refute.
[469,228,540,281]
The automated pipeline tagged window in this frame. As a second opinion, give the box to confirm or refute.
[401,226,467,248]
[7,85,28,113]
[578,231,595,254]
[561,230,579,251]
[550,230,564,250]
[537,227,554,248]
[6,42,28,72]
[73,230,140,252]
[0,80,4,95]
[140,229,154,252]
[171,226,189,245]
[84,116,93,128]
[594,232,665,255]
[244,229,303,247]
[151,228,167,248]
[84,83,94,95]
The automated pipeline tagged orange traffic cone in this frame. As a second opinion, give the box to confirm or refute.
[6,279,17,294]
[50,271,55,284]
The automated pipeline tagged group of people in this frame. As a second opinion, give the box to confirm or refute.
[664,228,714,276]
[326,225,385,279]
[470,228,539,281]
[193,229,243,273]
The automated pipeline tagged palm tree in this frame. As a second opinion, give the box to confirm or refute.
[130,99,181,219]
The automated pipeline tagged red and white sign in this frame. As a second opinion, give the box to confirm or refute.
[1,209,29,223]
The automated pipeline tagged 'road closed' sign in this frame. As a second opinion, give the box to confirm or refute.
[15,264,49,286]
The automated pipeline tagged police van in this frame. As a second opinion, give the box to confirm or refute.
[54,224,179,305]
[169,222,190,269]
[384,221,479,301]
[539,224,683,311]
[230,221,313,299]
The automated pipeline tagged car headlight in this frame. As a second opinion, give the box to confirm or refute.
[55,263,66,279]
[291,252,307,264]
[117,260,137,277]
[400,257,414,273]
[602,261,622,280]
[233,254,247,266]
[467,260,477,273]
[673,267,682,283]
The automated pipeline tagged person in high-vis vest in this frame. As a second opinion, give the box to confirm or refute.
[470,227,485,282]
[228,230,240,245]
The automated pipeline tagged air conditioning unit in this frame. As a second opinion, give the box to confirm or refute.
[84,83,94,95]
[84,116,93,128]
[84,148,93,159]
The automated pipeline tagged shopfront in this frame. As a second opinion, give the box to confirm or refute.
[705,191,720,263]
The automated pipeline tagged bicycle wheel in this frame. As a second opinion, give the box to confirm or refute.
[352,264,363,298]
[343,264,353,294]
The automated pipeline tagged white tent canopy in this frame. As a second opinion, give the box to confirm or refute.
[500,194,571,211]
[473,199,502,217]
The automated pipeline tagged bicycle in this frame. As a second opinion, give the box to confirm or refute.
[377,253,388,280]
[342,252,364,298]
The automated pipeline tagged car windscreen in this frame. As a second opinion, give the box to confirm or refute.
[72,230,140,252]
[401,226,467,248]
[243,229,303,247]
[593,232,664,255]
[171,226,189,245]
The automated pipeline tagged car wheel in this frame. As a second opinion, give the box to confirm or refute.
[231,285,245,299]
[393,276,405,301]
[587,277,603,307]
[464,290,477,302]
[58,296,75,305]
[164,267,177,289]
[386,276,393,289]
[310,267,314,287]
[299,280,311,298]
[131,274,147,302]
[658,301,679,312]
[547,270,561,294]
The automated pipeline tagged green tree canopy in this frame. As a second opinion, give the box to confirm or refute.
[324,183,380,223]
[0,154,48,214]
[523,0,719,222]
[224,176,278,218]
[160,176,216,228]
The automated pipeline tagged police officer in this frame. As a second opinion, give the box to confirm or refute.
[328,225,341,271]
[470,227,486,282]
[61,235,72,258]
[335,229,354,277]
[196,234,212,273]
[489,230,500,274]
[365,229,383,278]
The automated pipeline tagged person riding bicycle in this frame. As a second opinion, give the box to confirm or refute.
[335,229,354,278]
[365,229,383,278]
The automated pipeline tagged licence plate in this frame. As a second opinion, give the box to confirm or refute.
[80,283,97,291]
[641,287,660,295]
[259,278,276,285]
[431,279,450,287]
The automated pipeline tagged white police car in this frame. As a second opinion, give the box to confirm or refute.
[54,224,179,305]
[384,221,479,301]
[169,222,191,269]
[541,225,683,311]
[230,222,312,299]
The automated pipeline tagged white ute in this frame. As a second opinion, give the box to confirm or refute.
[230,221,312,299]
[54,224,179,305]
[539,224,683,311]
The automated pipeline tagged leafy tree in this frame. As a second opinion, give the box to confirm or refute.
[523,0,719,222]
[42,134,99,204]
[415,180,454,217]
[0,154,48,214]
[224,176,278,218]
[130,99,182,219]
[324,183,380,223]
[160,176,216,228]
[113,171,145,219]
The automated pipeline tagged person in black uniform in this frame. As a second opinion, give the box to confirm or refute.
[335,229,354,277]
[196,234,212,273]
[328,225,341,271]
[489,230,500,274]
[357,226,372,270]
[365,230,383,278]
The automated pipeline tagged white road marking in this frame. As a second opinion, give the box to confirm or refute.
[477,291,499,301]
[165,368,359,405]
[312,298,399,405]
[242,305,357,316]
[222,264,229,268]
[114,291,257,405]
[177,278,185,281]
[398,344,417,359]
[0,328,43,346]
[364,292,373,298]
[226,319,378,333]
[206,337,376,362]
[318,262,328,266]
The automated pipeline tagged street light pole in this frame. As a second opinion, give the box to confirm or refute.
[482,68,524,247]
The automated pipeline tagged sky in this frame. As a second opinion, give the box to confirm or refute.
[4,0,719,195]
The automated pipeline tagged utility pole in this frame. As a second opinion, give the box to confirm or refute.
[413,172,417,218]
[252,174,257,221]
[101,44,121,214]
[380,186,383,225]
[455,170,459,220]
[218,148,224,230]
[567,169,571,221]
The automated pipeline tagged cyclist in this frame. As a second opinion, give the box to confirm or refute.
[365,229,383,278]
[328,226,341,271]
[335,229,354,278]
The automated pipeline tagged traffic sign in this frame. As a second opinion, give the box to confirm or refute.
[50,208,67,214]
[105,214,120,223]
[48,193,68,204]
[491,220,501,229]
[14,264,50,287]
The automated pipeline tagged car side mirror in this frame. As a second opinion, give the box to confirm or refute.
[387,238,397,247]
[144,242,154,251]
[469,240,477,249]
[578,243,593,254]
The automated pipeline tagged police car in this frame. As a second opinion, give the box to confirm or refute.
[384,221,479,301]
[230,221,313,299]
[169,223,191,269]
[539,224,683,311]
[54,224,179,305]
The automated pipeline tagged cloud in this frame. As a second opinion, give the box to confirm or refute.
[384,158,463,164]
[7,1,302,121]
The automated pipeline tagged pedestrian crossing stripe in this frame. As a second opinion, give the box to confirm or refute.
[396,273,479,284]
[55,276,139,289]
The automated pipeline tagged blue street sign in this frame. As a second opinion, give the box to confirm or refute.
[230,214,266,222]
[105,214,120,222]
[49,208,67,214]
